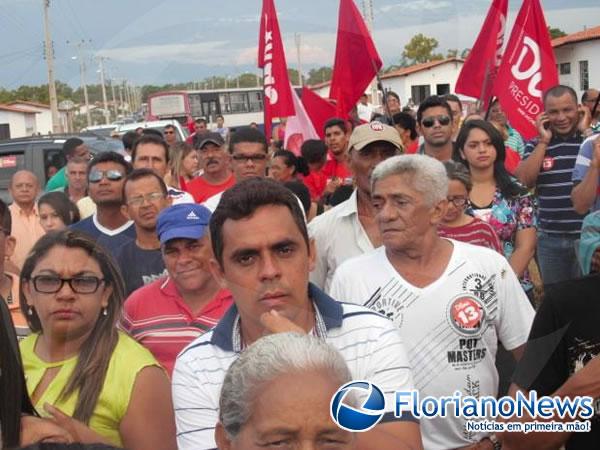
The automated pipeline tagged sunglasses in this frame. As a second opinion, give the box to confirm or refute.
[88,169,124,183]
[232,154,267,162]
[422,115,451,128]
[164,130,175,134]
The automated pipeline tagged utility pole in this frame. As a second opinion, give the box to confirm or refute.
[362,0,379,106]
[69,40,92,127]
[118,84,124,116]
[109,77,118,118]
[42,0,61,133]
[97,57,110,124]
[295,33,303,87]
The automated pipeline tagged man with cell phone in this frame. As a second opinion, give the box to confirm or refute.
[515,85,592,285]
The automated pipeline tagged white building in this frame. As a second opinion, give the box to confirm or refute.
[379,57,464,105]
[308,57,464,107]
[0,105,38,139]
[7,100,68,134]
[552,25,600,101]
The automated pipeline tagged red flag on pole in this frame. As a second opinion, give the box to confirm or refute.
[329,0,382,118]
[258,0,295,141]
[494,0,558,139]
[301,87,337,139]
[455,0,508,111]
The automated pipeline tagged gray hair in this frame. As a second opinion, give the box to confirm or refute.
[218,332,352,440]
[371,154,448,206]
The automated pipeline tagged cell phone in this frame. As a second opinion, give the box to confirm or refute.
[543,121,551,130]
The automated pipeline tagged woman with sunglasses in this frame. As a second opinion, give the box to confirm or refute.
[457,120,537,297]
[438,161,502,253]
[18,231,176,450]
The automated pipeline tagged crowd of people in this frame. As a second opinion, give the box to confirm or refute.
[1,85,600,450]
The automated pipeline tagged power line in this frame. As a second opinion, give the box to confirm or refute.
[65,0,98,51]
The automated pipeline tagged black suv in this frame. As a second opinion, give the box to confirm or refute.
[0,133,124,203]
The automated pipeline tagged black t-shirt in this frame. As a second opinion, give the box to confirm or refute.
[512,274,600,449]
[115,240,167,297]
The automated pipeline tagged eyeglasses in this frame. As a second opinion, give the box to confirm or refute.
[447,196,469,207]
[231,154,267,163]
[31,275,105,294]
[164,130,175,135]
[422,115,452,128]
[88,169,124,183]
[127,192,165,206]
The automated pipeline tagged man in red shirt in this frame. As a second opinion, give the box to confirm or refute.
[322,118,353,194]
[121,203,232,375]
[186,133,235,203]
[185,117,209,146]
[301,139,328,201]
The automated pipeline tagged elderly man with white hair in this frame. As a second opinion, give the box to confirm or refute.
[216,332,356,450]
[330,155,535,450]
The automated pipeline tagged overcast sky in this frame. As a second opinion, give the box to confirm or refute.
[0,0,598,88]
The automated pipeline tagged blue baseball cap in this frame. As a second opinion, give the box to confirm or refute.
[156,203,212,245]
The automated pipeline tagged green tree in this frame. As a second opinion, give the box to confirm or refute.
[446,49,458,58]
[287,68,301,86]
[402,34,443,64]
[306,66,332,85]
[547,26,567,40]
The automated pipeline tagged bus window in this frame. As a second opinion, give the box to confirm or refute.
[219,93,231,114]
[249,91,263,112]
[230,92,249,113]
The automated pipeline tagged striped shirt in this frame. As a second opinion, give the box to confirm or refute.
[572,132,600,212]
[172,283,416,450]
[121,277,232,376]
[523,133,585,234]
[438,218,503,253]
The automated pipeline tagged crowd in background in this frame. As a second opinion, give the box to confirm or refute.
[2,85,600,450]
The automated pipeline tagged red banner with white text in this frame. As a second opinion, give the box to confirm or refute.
[494,0,558,139]
[258,0,295,140]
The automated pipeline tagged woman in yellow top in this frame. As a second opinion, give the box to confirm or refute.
[18,230,176,449]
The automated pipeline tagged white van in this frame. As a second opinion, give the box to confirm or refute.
[115,119,188,142]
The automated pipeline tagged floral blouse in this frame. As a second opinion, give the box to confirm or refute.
[470,188,537,291]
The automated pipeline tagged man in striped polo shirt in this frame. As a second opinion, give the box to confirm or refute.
[172,178,421,450]
[515,85,591,284]
[121,203,232,376]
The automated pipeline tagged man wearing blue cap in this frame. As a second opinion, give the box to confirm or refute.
[121,201,232,376]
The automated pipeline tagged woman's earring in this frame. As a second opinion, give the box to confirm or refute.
[27,306,33,316]
[102,308,108,316]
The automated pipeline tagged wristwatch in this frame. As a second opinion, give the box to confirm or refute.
[488,433,501,449]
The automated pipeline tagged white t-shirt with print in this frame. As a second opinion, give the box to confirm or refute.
[330,239,535,450]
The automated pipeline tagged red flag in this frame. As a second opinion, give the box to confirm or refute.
[455,0,508,110]
[301,87,336,139]
[329,0,382,118]
[494,0,558,139]
[258,0,295,141]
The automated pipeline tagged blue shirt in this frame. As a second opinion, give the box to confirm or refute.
[572,132,600,213]
[70,213,136,258]
[523,133,585,235]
